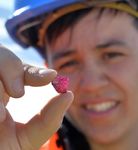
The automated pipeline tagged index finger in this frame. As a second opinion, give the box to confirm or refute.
[17,91,74,150]
[0,45,24,98]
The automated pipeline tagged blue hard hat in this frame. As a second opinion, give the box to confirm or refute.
[5,0,138,58]
[5,0,83,58]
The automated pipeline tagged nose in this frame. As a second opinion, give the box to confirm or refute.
[80,65,109,92]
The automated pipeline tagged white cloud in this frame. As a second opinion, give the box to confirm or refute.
[0,19,8,38]
[0,0,14,10]
[7,84,58,123]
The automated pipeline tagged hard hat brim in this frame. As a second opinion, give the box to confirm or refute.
[6,0,80,48]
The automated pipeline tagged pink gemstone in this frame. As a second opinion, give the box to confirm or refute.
[52,75,69,93]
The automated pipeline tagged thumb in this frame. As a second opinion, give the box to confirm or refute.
[17,91,74,150]
[24,64,57,86]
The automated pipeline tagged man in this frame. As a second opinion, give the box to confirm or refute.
[3,0,138,149]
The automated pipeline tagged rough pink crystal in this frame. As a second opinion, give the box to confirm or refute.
[52,75,69,93]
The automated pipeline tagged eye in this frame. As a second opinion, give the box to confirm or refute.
[103,52,124,61]
[58,60,79,70]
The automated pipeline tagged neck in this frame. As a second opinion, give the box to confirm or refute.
[88,129,138,150]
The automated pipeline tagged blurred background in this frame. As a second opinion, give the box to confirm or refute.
[0,0,57,123]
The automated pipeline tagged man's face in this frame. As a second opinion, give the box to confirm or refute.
[47,9,138,145]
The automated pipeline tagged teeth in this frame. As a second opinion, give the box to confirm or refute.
[85,101,117,112]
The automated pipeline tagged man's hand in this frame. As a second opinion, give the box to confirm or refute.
[0,45,74,150]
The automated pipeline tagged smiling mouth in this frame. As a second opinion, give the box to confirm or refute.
[84,101,119,113]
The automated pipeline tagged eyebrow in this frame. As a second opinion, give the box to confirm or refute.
[52,49,76,61]
[52,40,126,60]
[96,40,126,50]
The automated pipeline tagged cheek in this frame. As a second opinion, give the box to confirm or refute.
[107,61,138,100]
[68,74,81,93]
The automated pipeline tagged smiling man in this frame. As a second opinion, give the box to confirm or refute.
[3,0,138,150]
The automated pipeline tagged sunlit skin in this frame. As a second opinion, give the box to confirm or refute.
[46,8,138,150]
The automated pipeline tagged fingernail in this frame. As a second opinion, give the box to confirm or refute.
[39,69,57,76]
[64,91,74,101]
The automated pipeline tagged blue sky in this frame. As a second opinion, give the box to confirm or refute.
[0,0,44,66]
[0,0,13,9]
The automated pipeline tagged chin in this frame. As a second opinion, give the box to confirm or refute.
[87,129,124,146]
[91,135,116,145]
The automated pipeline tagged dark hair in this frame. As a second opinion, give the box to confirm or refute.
[46,8,92,45]
[46,7,138,53]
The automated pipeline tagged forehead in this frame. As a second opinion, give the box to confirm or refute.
[49,8,134,50]
[72,9,133,44]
